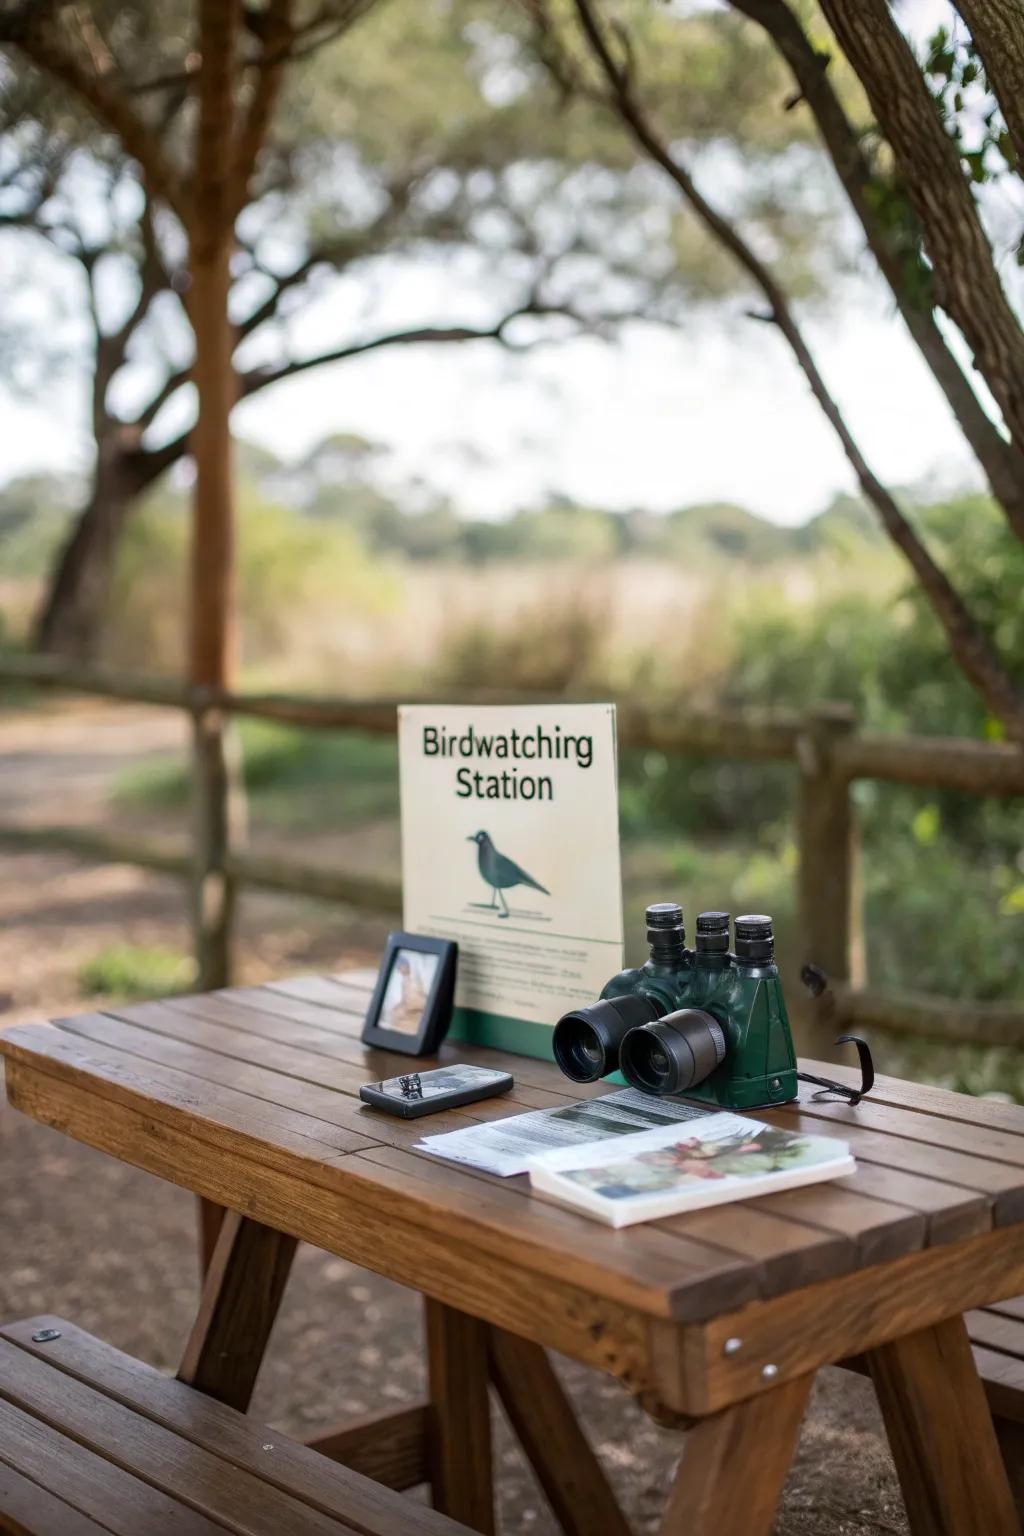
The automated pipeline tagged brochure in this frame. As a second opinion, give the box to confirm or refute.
[527,1114,855,1227]
[398,703,623,1059]
[414,1088,714,1176]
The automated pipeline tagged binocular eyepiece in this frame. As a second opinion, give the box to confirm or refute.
[551,994,663,1083]
[553,999,727,1096]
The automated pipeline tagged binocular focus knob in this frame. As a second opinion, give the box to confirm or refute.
[645,903,687,960]
[735,913,774,962]
[696,910,730,954]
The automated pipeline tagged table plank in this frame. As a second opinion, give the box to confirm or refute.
[49,1013,776,1302]
[766,1106,1024,1224]
[6,970,1023,1354]
[1,1023,375,1170]
[800,1059,1024,1137]
[4,1066,691,1399]
[154,989,1005,1250]
[777,1093,1024,1168]
[2,1037,752,1322]
[73,997,971,1293]
[178,988,614,1103]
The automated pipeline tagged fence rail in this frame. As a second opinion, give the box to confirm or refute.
[3,651,1023,1053]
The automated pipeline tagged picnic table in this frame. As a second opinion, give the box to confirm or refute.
[3,967,1024,1536]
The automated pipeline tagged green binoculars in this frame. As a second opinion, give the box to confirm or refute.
[553,904,799,1111]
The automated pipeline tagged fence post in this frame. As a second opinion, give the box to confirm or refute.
[192,701,244,991]
[796,703,865,1059]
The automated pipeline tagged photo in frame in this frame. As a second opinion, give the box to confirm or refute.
[361,932,458,1056]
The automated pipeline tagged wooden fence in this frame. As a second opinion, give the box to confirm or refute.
[4,651,1024,1053]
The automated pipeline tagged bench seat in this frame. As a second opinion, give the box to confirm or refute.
[966,1299,1024,1424]
[0,1316,470,1536]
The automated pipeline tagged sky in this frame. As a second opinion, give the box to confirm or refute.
[0,0,997,528]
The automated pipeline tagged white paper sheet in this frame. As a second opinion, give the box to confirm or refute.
[414,1088,712,1176]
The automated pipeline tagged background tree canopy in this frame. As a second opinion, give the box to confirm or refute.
[0,0,833,656]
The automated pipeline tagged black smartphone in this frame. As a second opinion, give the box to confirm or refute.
[359,1063,513,1119]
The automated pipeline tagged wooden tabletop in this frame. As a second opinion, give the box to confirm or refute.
[6,969,1024,1420]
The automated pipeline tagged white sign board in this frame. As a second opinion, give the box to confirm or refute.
[399,703,624,1049]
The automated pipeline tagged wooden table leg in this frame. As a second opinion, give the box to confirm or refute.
[489,1326,631,1536]
[867,1314,1020,1535]
[178,1209,297,1412]
[197,1196,227,1277]
[424,1298,494,1535]
[658,1373,813,1536]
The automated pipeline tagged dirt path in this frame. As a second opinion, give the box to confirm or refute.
[0,701,910,1532]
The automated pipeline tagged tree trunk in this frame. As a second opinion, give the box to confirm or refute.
[33,459,135,658]
[188,234,242,991]
[33,437,184,659]
[188,238,237,689]
[818,0,1024,454]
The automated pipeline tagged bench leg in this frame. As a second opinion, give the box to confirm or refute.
[424,1298,494,1535]
[178,1210,297,1412]
[658,1373,813,1536]
[997,1420,1024,1523]
[488,1327,631,1536]
[867,1314,1020,1536]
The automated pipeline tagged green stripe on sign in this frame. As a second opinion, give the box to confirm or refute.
[449,1007,556,1061]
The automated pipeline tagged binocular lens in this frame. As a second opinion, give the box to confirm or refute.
[553,994,664,1082]
[567,1026,604,1078]
[620,1008,727,1097]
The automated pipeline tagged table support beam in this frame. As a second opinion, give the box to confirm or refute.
[489,1326,631,1536]
[178,1209,297,1412]
[303,1403,429,1490]
[867,1314,1020,1535]
[424,1298,494,1535]
[197,1196,227,1277]
[657,1372,812,1536]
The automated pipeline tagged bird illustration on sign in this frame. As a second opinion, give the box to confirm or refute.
[467,830,550,919]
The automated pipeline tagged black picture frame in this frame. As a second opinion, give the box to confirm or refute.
[361,932,458,1057]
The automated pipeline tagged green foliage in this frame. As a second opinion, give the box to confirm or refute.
[117,723,400,831]
[104,480,398,675]
[0,474,79,578]
[436,591,609,693]
[79,944,194,1000]
[924,24,1018,189]
[12,453,1023,1011]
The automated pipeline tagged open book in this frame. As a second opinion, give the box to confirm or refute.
[527,1111,854,1227]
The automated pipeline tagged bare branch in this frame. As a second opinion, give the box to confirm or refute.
[952,0,1024,175]
[230,0,294,220]
[565,0,1024,739]
[818,0,1024,453]
[109,195,172,352]
[0,12,188,223]
[237,302,588,397]
[730,0,1024,539]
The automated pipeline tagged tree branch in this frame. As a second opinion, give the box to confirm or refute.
[0,12,187,223]
[230,0,294,220]
[818,0,1024,454]
[729,0,1024,541]
[564,0,1024,739]
[237,303,585,397]
[108,193,172,353]
[952,0,1024,176]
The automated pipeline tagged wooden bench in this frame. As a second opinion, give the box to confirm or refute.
[0,1316,473,1536]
